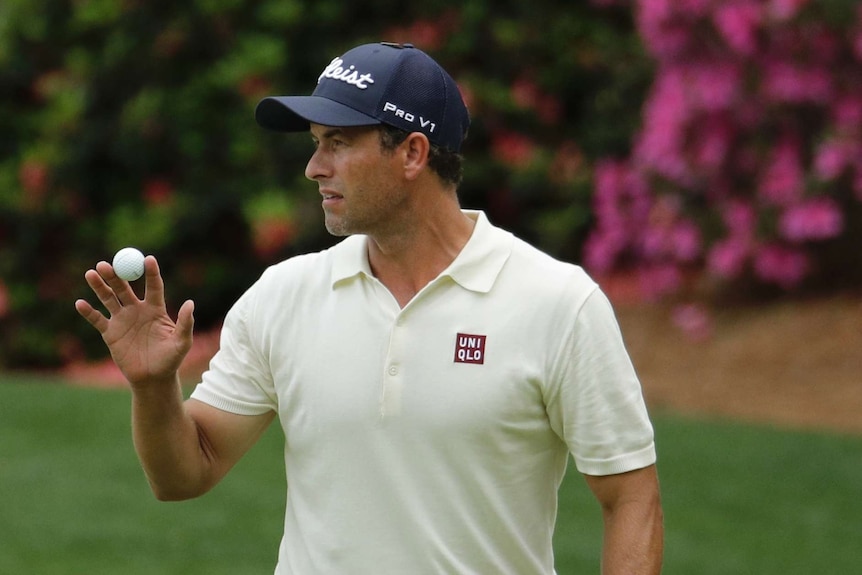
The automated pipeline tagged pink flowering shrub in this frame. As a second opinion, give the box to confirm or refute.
[586,0,862,298]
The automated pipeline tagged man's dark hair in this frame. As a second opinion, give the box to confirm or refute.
[377,124,464,188]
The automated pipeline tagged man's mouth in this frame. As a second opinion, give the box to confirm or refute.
[320,189,344,206]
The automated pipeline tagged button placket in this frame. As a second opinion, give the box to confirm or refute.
[380,312,407,418]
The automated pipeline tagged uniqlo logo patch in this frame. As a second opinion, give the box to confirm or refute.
[454,333,486,364]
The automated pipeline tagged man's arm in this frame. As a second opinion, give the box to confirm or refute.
[131,382,274,501]
[76,255,273,500]
[584,464,664,575]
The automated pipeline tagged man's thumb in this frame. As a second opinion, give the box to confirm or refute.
[176,299,195,345]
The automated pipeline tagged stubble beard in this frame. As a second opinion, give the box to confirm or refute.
[323,212,350,237]
[322,183,409,239]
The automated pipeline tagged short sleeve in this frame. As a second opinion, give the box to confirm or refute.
[546,287,656,476]
[189,286,278,415]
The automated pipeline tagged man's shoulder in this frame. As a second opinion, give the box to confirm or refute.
[505,234,596,292]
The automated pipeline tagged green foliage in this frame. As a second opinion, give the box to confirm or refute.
[0,0,650,367]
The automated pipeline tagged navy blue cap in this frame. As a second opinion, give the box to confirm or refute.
[255,42,470,153]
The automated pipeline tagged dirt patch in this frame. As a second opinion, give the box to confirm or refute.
[616,295,862,435]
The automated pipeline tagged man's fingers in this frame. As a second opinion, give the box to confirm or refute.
[142,256,166,306]
[74,299,109,334]
[95,260,139,307]
[174,299,196,350]
[84,266,122,314]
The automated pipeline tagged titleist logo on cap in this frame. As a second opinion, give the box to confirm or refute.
[318,57,375,90]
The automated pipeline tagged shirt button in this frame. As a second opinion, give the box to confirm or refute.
[388,365,399,376]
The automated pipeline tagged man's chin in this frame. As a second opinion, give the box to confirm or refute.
[323,216,351,237]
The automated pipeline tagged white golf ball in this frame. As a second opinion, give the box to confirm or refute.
[112,247,145,281]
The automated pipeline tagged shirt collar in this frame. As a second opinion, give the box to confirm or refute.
[330,210,513,293]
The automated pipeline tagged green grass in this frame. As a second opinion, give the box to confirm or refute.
[2,378,861,574]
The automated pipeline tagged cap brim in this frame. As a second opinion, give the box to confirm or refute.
[255,96,381,132]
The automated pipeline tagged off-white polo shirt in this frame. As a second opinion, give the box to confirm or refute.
[191,210,656,575]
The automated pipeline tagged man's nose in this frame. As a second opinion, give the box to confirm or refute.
[305,148,329,181]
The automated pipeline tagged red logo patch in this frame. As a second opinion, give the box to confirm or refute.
[454,333,486,364]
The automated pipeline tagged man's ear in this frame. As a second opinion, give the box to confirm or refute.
[401,132,431,181]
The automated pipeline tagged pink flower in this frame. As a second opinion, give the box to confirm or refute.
[685,61,742,111]
[758,135,804,206]
[634,69,691,182]
[678,0,711,16]
[713,2,763,56]
[761,61,833,104]
[707,237,750,279]
[594,159,628,200]
[640,226,668,259]
[637,264,682,301]
[672,303,713,341]
[593,160,652,224]
[722,199,757,239]
[753,244,809,288]
[636,0,692,58]
[768,0,810,21]
[640,217,701,263]
[778,198,844,242]
[833,96,862,130]
[807,26,841,62]
[692,115,734,171]
[583,229,626,274]
[671,220,703,262]
[813,139,853,181]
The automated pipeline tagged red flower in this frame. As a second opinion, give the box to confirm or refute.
[384,19,447,51]
[143,178,174,206]
[0,281,9,318]
[19,160,48,194]
[511,77,540,109]
[19,160,49,209]
[491,131,537,169]
[239,75,273,102]
[252,218,296,260]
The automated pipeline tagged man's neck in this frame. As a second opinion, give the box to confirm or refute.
[367,209,476,308]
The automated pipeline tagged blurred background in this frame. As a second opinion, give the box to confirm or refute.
[1,0,861,573]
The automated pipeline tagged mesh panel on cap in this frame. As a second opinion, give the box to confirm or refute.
[376,50,449,145]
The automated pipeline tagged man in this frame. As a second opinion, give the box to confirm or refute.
[76,42,663,574]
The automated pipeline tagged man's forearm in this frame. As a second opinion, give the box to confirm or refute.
[131,376,213,501]
[601,497,664,574]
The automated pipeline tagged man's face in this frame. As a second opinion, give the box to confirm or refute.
[306,123,408,237]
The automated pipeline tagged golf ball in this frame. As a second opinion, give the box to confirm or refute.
[112,247,145,281]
